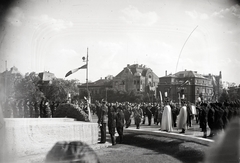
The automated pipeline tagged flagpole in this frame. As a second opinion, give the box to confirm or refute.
[86,48,92,122]
[86,48,89,96]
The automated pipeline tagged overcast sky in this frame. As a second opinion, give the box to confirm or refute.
[0,0,239,84]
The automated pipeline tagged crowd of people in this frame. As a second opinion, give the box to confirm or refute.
[2,96,240,142]
[95,97,240,144]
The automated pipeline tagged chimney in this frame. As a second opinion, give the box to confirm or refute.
[165,70,167,76]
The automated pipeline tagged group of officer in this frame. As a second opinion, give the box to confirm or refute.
[95,97,240,142]
[197,99,240,138]
[95,100,125,145]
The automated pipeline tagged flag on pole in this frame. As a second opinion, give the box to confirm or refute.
[181,80,190,86]
[159,91,163,104]
[65,64,87,77]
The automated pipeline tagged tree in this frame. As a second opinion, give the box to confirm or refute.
[14,72,44,102]
[43,79,80,102]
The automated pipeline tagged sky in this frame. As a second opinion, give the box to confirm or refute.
[0,0,239,84]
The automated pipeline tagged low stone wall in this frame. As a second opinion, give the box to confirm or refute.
[0,118,98,163]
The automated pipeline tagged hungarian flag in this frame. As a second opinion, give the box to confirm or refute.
[65,64,87,77]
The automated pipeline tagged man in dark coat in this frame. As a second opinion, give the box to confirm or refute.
[186,102,193,127]
[214,103,224,136]
[141,103,147,124]
[151,103,158,125]
[108,103,117,145]
[98,100,108,143]
[146,103,153,126]
[222,101,229,129]
[116,106,124,144]
[123,103,132,128]
[170,101,178,127]
[201,103,208,138]
[208,103,215,137]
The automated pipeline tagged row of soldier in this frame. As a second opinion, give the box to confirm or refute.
[1,99,75,118]
[2,98,92,118]
[2,99,59,118]
[197,100,240,138]
[94,98,240,140]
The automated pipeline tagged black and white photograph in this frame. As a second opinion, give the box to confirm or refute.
[0,0,240,162]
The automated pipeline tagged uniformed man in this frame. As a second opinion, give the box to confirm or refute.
[116,106,124,144]
[98,100,108,143]
[108,103,117,145]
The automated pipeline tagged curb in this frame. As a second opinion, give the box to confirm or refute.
[124,128,214,146]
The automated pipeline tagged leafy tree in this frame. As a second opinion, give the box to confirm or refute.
[43,79,80,102]
[14,72,44,102]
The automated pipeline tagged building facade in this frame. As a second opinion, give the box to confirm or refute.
[112,64,159,95]
[78,75,113,102]
[157,70,222,104]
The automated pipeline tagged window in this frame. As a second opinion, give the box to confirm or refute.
[137,80,140,84]
[149,75,151,78]
[134,80,136,85]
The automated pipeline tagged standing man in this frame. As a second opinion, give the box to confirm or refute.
[146,103,153,126]
[177,99,188,134]
[161,98,173,132]
[208,103,215,137]
[141,103,147,124]
[124,102,132,128]
[108,103,117,145]
[186,101,193,127]
[133,104,143,129]
[170,101,178,127]
[98,100,108,144]
[116,106,124,144]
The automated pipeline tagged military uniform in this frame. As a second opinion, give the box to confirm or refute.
[133,105,143,129]
[98,101,108,143]
[116,107,124,143]
[108,105,117,145]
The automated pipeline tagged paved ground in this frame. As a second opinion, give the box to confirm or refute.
[93,114,212,163]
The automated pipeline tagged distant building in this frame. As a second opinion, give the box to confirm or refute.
[38,71,55,84]
[0,66,22,101]
[78,75,113,101]
[112,64,159,95]
[203,71,223,101]
[38,71,56,93]
[157,70,221,104]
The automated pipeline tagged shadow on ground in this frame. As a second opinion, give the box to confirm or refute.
[119,133,208,163]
